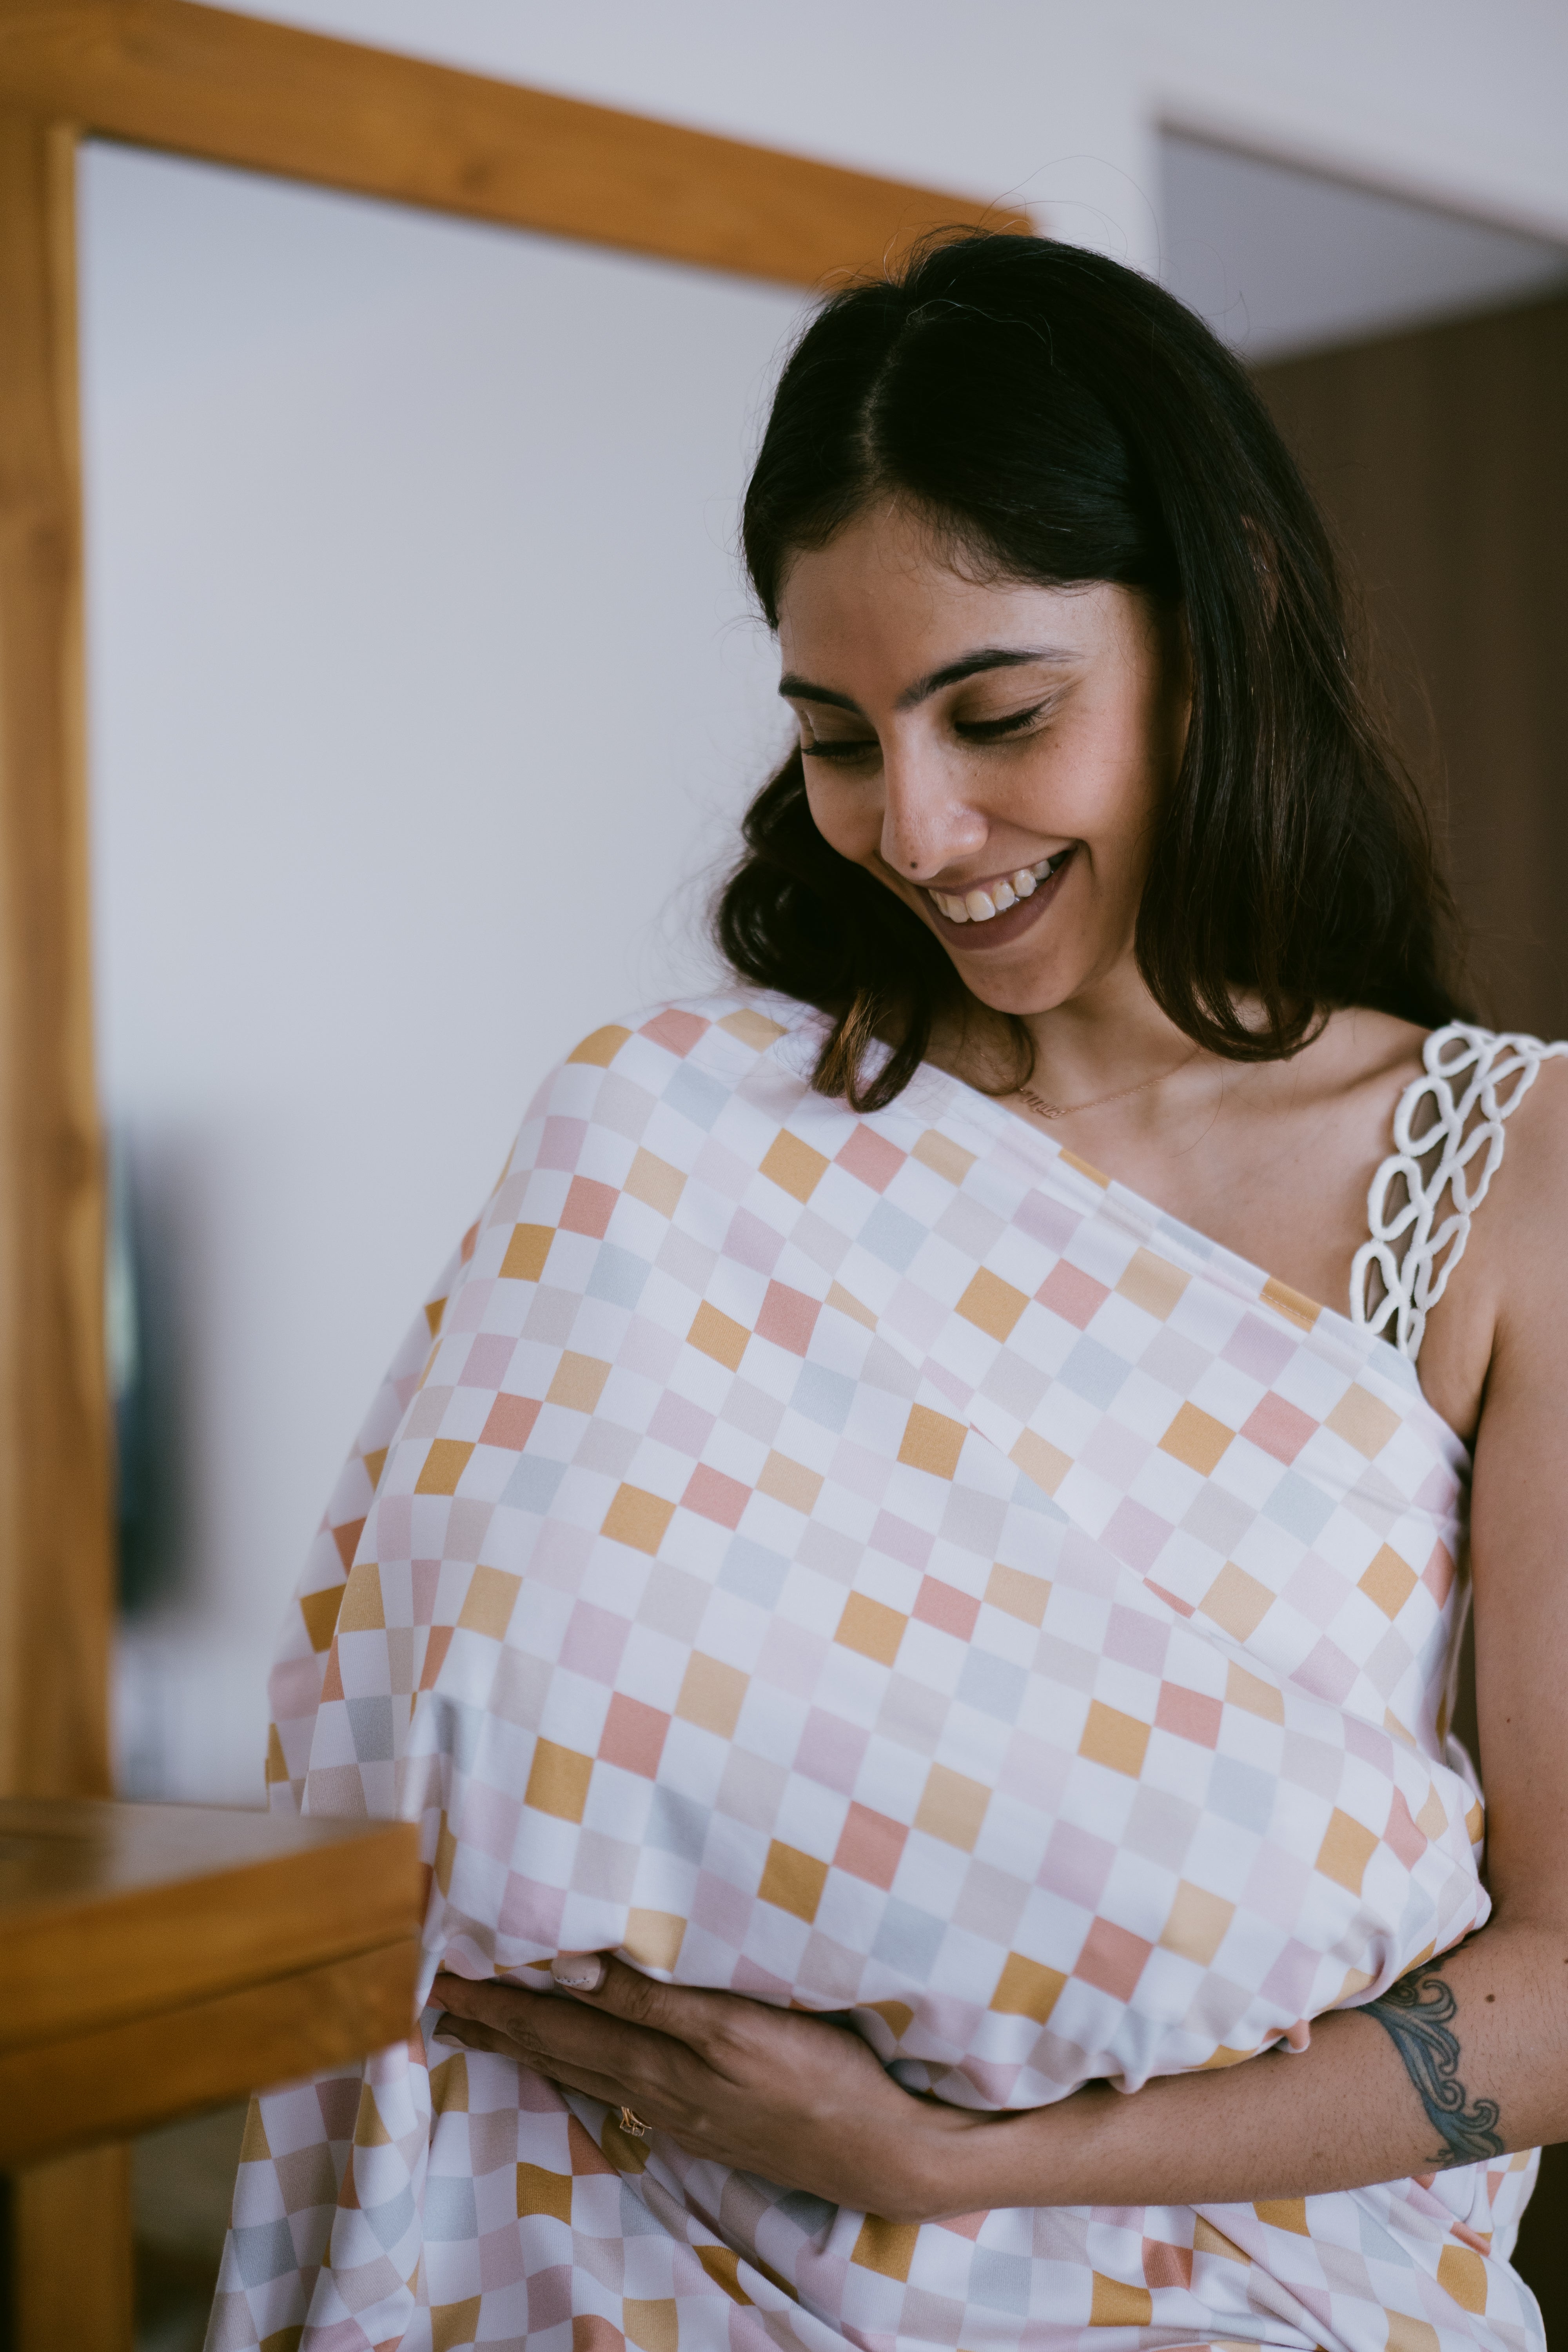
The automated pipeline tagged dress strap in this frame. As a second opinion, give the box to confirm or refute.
[1351,1022,1568,1362]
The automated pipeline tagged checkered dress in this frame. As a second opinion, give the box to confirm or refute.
[207,993,1544,2352]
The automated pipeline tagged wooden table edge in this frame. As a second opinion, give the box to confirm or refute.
[0,1810,425,2048]
[0,1931,422,2166]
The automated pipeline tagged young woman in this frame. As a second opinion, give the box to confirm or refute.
[214,236,1567,2352]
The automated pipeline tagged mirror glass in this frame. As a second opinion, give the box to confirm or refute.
[80,141,804,1798]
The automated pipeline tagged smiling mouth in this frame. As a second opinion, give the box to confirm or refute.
[926,848,1074,925]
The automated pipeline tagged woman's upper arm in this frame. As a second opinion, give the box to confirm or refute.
[1461,1060,1568,1924]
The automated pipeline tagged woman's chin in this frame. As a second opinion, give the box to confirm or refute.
[960,973,1076,1023]
[936,915,1093,1016]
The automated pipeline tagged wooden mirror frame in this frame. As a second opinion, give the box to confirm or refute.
[0,0,1029,1806]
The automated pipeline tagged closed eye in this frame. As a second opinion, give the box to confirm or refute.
[799,736,878,763]
[955,701,1049,742]
[797,697,1052,763]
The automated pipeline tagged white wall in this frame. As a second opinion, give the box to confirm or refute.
[92,2,1568,1801]
[226,0,1568,263]
[1162,134,1568,361]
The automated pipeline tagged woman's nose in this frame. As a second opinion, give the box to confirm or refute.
[879,747,987,881]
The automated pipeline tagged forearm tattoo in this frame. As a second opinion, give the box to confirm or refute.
[1363,1956,1503,2168]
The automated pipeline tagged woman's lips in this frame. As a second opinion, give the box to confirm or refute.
[922,847,1076,952]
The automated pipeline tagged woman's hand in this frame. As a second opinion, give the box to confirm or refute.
[439,1919,1568,2218]
[430,1955,982,2221]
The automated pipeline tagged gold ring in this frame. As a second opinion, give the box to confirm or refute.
[618,2105,649,2138]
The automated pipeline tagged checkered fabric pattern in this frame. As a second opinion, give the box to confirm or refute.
[209,995,1543,2352]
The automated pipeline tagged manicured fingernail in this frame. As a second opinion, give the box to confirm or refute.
[551,1953,606,1993]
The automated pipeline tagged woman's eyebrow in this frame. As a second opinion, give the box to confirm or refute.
[777,675,863,712]
[896,646,1071,707]
[777,645,1073,715]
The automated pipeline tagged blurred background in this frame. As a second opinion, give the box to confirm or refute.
[83,5,1567,2343]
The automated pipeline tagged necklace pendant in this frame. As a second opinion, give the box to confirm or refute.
[1015,1044,1201,1126]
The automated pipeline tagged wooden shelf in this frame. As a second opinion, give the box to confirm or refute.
[0,1798,423,2165]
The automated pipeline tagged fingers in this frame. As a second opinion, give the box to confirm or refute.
[432,1974,654,2073]
[432,2013,523,2061]
[432,1971,544,2032]
[438,1953,736,2061]
[433,2013,633,2107]
[432,1966,512,2023]
[428,1956,805,2161]
[428,1970,706,2118]
[550,1952,606,1993]
[550,1953,665,2022]
[427,1962,964,2210]
[547,1953,744,2061]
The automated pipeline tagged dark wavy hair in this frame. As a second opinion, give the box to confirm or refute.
[714,231,1464,1111]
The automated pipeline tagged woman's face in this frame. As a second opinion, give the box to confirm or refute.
[775,500,1189,1022]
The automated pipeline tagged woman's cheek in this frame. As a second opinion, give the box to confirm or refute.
[805,780,872,864]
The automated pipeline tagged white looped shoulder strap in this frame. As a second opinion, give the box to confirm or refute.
[1351,1022,1568,1363]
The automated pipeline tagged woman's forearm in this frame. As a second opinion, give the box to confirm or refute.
[909,1919,1566,2220]
[431,1921,1564,2223]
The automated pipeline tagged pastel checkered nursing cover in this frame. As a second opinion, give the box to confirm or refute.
[209,994,1543,2352]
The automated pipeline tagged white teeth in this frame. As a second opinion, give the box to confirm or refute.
[928,851,1070,926]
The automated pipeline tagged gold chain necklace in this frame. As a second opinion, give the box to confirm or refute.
[1014,1045,1201,1122]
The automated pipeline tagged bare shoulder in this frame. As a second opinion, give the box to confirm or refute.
[1475,1044,1568,1234]
[1255,1005,1427,1145]
[1308,1006,1428,1103]
[1425,1039,1568,1429]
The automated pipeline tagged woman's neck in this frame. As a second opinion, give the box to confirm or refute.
[937,968,1202,1109]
